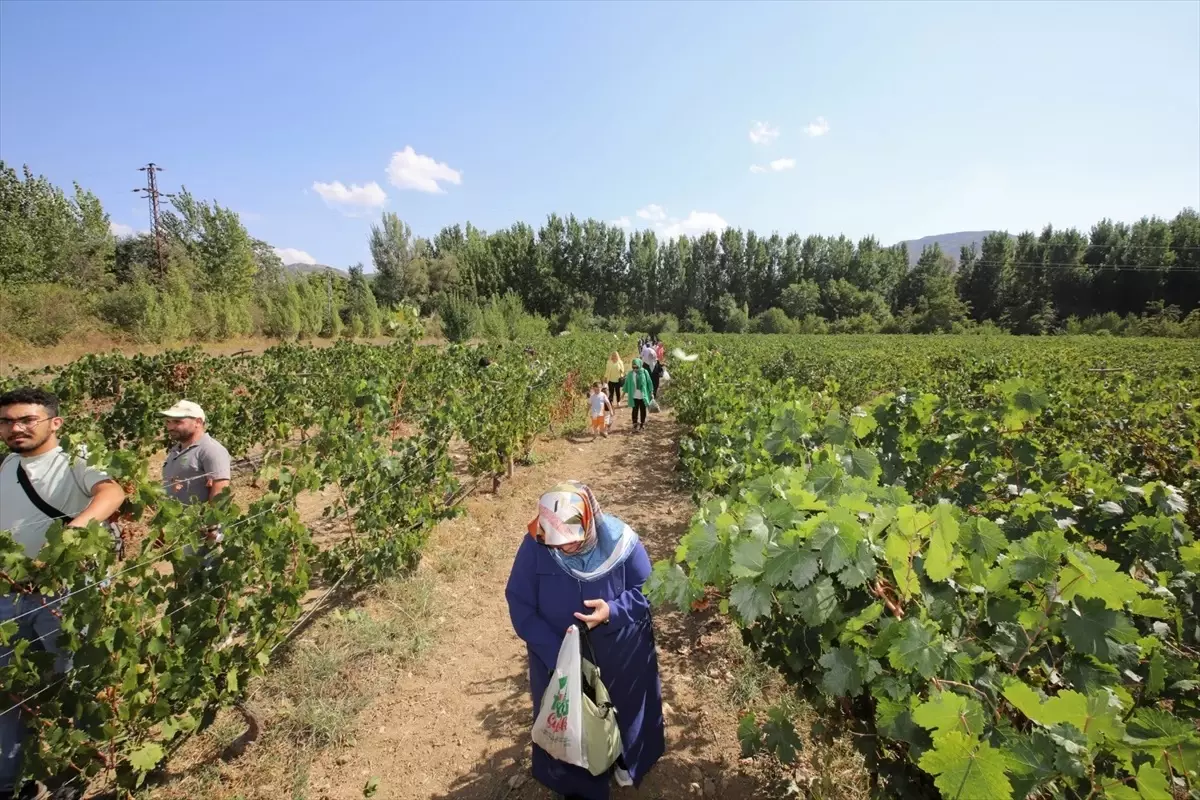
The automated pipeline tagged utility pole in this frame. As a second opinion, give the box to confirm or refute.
[133,163,168,279]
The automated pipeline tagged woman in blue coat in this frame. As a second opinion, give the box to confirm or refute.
[505,481,665,800]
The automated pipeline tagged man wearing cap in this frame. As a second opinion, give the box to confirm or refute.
[161,400,231,511]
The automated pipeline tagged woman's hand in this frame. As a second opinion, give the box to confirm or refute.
[574,598,610,629]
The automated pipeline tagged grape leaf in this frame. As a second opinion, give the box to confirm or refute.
[1058,551,1144,610]
[762,706,802,764]
[1002,680,1125,747]
[731,536,767,579]
[807,461,843,498]
[737,712,761,757]
[885,530,920,599]
[729,580,773,624]
[888,618,947,679]
[1135,763,1172,800]
[917,731,1012,800]
[789,550,822,589]
[836,541,877,589]
[762,537,804,587]
[843,448,881,481]
[924,504,962,582]
[1002,730,1058,800]
[811,513,862,573]
[818,645,864,697]
[793,576,838,626]
[1129,597,1171,619]
[962,517,1007,561]
[913,690,986,737]
[1063,598,1132,661]
[127,741,164,774]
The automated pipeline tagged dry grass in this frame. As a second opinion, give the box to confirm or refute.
[140,574,439,800]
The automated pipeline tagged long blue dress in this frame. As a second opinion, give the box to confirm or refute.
[505,522,665,800]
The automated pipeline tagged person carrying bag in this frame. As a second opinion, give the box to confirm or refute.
[532,623,623,776]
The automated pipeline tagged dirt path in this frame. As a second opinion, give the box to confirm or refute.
[146,409,783,800]
[255,410,773,800]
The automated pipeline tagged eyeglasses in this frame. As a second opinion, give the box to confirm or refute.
[0,416,51,430]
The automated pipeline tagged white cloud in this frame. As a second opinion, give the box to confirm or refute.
[109,221,138,237]
[611,216,632,229]
[275,247,317,265]
[658,211,728,241]
[749,164,767,174]
[769,157,796,172]
[804,116,830,137]
[748,121,780,145]
[311,180,388,212]
[636,204,667,222]
[386,146,462,193]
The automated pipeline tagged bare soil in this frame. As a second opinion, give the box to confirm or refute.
[149,411,790,800]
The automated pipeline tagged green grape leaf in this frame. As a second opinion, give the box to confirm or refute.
[913,690,986,737]
[962,517,1007,561]
[1135,763,1172,800]
[793,576,838,626]
[789,549,822,589]
[762,706,802,764]
[1002,730,1058,799]
[731,536,767,579]
[762,537,804,587]
[885,530,920,599]
[818,645,864,697]
[924,504,962,582]
[917,731,1012,800]
[1063,599,1132,661]
[807,461,843,498]
[888,618,948,679]
[1129,597,1171,619]
[730,580,773,624]
[836,541,877,589]
[1058,551,1144,610]
[737,712,761,757]
[811,513,862,574]
[1002,680,1125,747]
[127,741,165,774]
[842,448,881,480]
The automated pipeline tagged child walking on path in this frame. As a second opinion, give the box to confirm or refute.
[589,382,613,440]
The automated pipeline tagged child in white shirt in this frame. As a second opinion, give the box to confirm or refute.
[588,382,613,440]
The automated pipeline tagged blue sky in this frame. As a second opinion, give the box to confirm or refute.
[1,0,1197,269]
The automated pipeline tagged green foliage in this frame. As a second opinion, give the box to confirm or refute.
[749,307,797,334]
[0,335,607,792]
[651,334,1200,799]
[437,293,479,342]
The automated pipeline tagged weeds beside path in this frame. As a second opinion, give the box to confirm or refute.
[146,411,859,800]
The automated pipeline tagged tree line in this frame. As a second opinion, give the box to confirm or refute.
[2,160,1198,347]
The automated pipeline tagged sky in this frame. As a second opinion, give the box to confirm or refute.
[1,0,1198,270]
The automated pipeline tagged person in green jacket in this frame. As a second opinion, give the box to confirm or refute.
[623,358,653,433]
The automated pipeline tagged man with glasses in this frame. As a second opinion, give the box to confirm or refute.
[0,387,126,800]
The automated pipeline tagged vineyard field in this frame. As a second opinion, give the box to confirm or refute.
[0,334,612,793]
[649,334,1199,799]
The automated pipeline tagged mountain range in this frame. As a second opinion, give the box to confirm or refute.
[895,231,997,266]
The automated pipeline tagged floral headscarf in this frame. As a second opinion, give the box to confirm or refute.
[527,480,603,551]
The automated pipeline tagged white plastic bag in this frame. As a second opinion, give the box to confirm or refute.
[532,625,586,768]
[660,368,671,384]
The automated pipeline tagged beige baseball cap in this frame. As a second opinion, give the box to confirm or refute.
[160,400,206,421]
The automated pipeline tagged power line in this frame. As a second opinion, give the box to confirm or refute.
[132,163,171,279]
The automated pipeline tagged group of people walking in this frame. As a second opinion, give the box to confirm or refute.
[0,388,230,800]
[592,336,667,436]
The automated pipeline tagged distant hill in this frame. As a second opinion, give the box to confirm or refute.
[895,231,997,266]
[284,262,348,278]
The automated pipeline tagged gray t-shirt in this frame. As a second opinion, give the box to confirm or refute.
[0,447,111,558]
[163,434,231,505]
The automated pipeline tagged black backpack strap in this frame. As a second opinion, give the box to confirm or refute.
[16,463,72,522]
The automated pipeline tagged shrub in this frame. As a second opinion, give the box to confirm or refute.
[680,308,712,333]
[749,307,797,334]
[438,293,479,342]
[0,283,92,345]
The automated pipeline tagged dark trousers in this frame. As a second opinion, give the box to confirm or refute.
[651,364,662,397]
[607,381,622,405]
[631,398,647,428]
